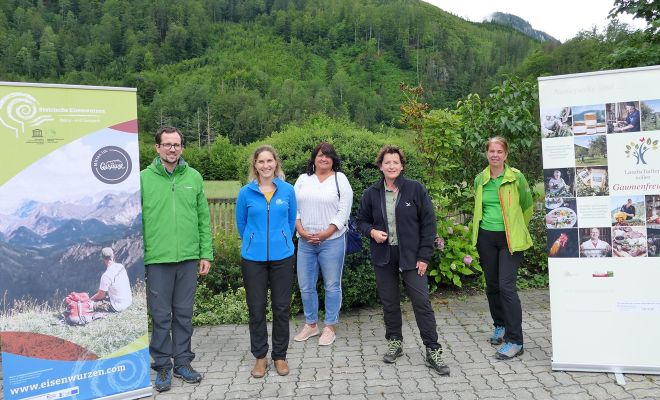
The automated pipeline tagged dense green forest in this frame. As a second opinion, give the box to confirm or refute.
[0,0,656,147]
[1,0,543,144]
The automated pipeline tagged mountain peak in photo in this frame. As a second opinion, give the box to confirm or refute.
[484,12,558,43]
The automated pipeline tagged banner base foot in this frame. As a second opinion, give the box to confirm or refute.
[615,372,626,386]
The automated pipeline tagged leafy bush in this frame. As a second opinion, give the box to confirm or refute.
[139,135,239,180]
[194,282,303,326]
[518,208,549,288]
[236,115,424,204]
[139,139,157,170]
[193,283,250,325]
[430,218,482,289]
[205,230,243,293]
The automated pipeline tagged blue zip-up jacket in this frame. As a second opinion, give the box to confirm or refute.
[236,177,297,262]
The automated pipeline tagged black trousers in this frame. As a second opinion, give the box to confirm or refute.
[241,255,295,360]
[476,229,524,345]
[374,246,440,350]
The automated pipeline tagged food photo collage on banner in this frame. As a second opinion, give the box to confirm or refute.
[541,99,660,259]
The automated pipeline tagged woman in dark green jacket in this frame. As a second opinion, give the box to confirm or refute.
[471,136,533,360]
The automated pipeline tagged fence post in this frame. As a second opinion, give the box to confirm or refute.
[207,198,236,235]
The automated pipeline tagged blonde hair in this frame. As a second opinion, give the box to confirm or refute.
[485,136,509,153]
[248,145,286,182]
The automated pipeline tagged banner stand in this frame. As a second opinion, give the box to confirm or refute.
[1,82,151,400]
[538,66,660,381]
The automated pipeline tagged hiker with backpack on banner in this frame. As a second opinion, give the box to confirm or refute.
[62,247,132,325]
[90,247,132,312]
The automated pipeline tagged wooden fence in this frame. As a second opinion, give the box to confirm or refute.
[208,198,236,235]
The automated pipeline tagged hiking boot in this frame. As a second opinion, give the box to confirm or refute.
[495,342,524,360]
[425,347,450,376]
[154,368,172,392]
[294,324,320,342]
[489,326,505,345]
[251,357,268,378]
[318,326,336,346]
[383,339,403,363]
[274,359,290,376]
[173,364,202,383]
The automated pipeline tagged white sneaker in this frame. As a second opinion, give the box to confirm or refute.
[318,327,336,346]
[294,324,320,342]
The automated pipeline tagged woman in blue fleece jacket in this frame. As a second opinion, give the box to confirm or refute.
[236,144,297,378]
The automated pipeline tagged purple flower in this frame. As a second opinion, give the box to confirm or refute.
[435,236,445,251]
[446,227,454,235]
[463,255,473,265]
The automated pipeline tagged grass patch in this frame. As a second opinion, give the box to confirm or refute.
[204,180,241,199]
[576,156,607,166]
[0,283,148,358]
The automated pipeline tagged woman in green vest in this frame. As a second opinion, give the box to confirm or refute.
[471,136,533,360]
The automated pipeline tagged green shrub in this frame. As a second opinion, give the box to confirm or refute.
[341,253,380,309]
[430,218,482,289]
[139,139,157,170]
[237,114,424,203]
[518,208,549,288]
[308,249,380,313]
[194,283,250,325]
[138,136,239,181]
[193,282,302,326]
[205,230,243,293]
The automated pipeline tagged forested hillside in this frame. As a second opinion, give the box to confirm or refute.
[0,0,541,144]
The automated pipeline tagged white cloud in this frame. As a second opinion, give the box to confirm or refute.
[0,129,140,212]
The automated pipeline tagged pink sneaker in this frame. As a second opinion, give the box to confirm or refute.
[318,327,336,346]
[294,324,319,342]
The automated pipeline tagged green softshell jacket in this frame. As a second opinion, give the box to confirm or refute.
[471,164,534,253]
[141,157,213,265]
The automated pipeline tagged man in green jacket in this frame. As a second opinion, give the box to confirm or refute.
[141,126,213,392]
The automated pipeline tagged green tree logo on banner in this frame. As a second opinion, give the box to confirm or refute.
[625,137,658,164]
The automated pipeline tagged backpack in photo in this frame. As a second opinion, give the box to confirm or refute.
[63,292,98,326]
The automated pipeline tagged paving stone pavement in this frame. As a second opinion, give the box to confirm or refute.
[2,289,658,399]
[146,289,660,399]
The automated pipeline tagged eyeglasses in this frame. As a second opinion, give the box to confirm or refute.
[158,143,182,150]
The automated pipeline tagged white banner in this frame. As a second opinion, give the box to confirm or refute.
[538,66,660,374]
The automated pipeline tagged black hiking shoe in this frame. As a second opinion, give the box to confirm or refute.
[383,339,403,363]
[425,347,450,376]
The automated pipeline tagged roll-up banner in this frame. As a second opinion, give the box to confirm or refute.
[0,82,151,399]
[538,66,660,374]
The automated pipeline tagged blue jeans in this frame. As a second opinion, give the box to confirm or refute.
[297,233,346,325]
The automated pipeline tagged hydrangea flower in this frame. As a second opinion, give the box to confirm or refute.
[435,236,445,251]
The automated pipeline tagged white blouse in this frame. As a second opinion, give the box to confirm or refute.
[294,172,353,240]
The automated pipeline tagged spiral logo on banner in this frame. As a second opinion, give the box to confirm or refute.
[69,352,149,398]
[91,146,133,184]
[0,92,54,138]
[90,354,150,397]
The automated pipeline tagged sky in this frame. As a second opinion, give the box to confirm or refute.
[423,0,648,42]
[0,130,140,213]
